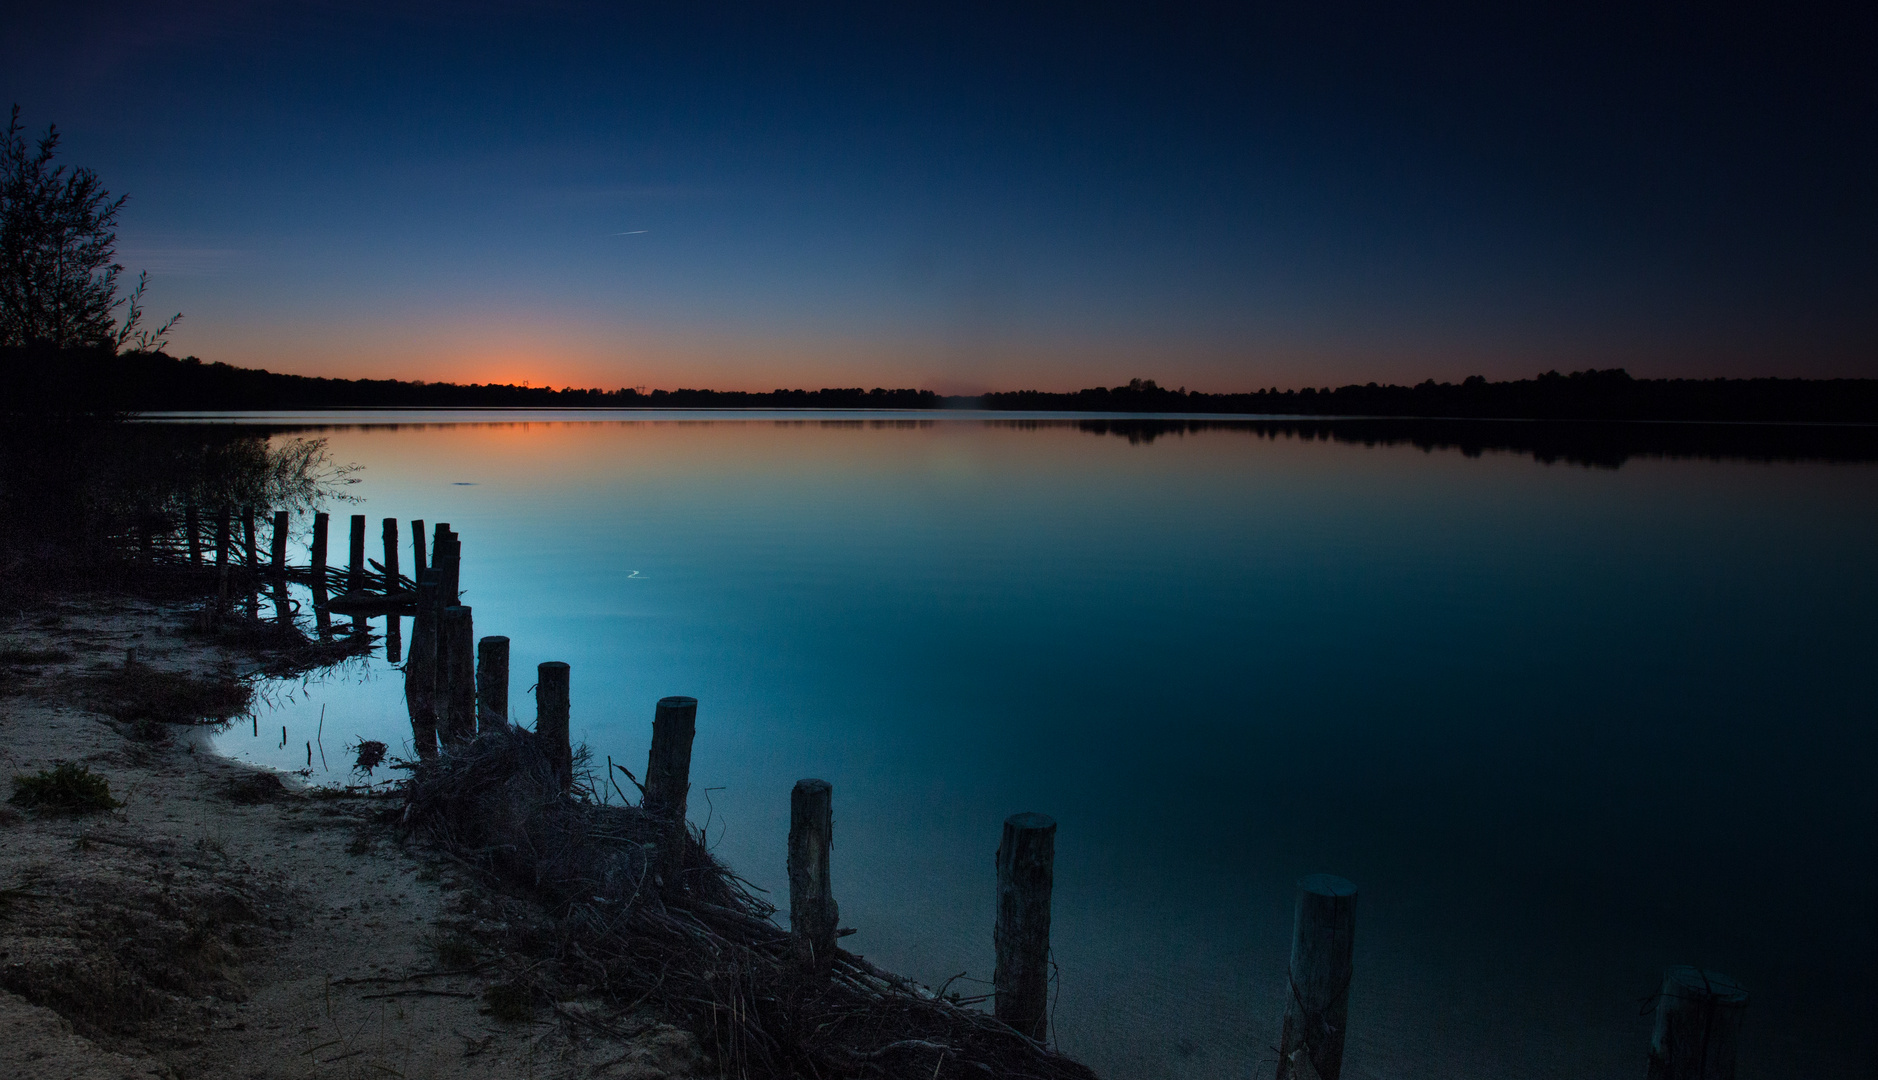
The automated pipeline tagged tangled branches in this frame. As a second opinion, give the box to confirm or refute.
[396,727,1098,1080]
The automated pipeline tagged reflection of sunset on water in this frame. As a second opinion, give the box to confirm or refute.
[202,414,1876,1080]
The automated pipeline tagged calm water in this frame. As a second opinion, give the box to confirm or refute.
[204,411,1877,1079]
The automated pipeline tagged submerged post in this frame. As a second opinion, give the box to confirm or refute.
[404,572,440,759]
[186,505,200,566]
[1646,967,1748,1080]
[242,508,257,568]
[270,510,288,575]
[386,613,403,664]
[347,514,366,593]
[476,636,509,732]
[1275,874,1358,1080]
[788,779,839,973]
[382,517,400,592]
[311,512,329,581]
[536,662,572,793]
[411,519,427,578]
[994,812,1056,1041]
[646,696,698,884]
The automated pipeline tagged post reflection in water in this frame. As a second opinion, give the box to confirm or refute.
[205,413,1877,1080]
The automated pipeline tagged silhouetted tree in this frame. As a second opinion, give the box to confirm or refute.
[0,105,178,350]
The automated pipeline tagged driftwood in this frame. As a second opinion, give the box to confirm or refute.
[396,728,1098,1080]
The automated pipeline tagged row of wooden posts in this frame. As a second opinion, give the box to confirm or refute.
[276,514,1747,1078]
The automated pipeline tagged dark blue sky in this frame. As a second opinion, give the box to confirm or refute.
[5,2,1872,390]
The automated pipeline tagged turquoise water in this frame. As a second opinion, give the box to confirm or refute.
[207,412,1877,1079]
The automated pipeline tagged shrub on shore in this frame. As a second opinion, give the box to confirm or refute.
[9,762,122,813]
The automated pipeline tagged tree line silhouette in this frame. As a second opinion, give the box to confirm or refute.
[11,352,1874,423]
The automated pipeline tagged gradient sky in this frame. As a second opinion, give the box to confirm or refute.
[4,2,1872,391]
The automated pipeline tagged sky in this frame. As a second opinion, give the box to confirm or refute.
[3,2,1873,392]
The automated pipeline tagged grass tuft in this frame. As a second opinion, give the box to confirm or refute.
[10,762,123,813]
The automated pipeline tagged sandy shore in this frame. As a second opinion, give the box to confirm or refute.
[0,590,699,1079]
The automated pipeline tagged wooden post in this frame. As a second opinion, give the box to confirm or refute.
[1275,874,1358,1080]
[271,575,292,629]
[381,518,400,592]
[438,605,475,745]
[643,696,697,885]
[404,572,440,759]
[270,510,288,575]
[411,519,427,578]
[1646,967,1748,1080]
[476,636,509,732]
[994,812,1056,1041]
[214,509,231,616]
[386,613,403,664]
[241,509,259,619]
[311,512,329,581]
[536,662,572,793]
[347,514,366,594]
[186,505,200,566]
[788,779,839,972]
[434,526,460,605]
[310,512,331,635]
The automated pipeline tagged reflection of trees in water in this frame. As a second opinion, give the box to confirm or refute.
[0,419,356,569]
[1036,417,1878,468]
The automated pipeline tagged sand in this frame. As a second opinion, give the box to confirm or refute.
[0,591,700,1080]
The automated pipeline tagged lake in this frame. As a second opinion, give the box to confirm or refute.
[197,410,1876,1079]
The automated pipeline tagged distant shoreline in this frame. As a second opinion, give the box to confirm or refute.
[8,346,1878,423]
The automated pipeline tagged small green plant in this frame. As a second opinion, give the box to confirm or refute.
[9,762,122,813]
[482,982,533,1023]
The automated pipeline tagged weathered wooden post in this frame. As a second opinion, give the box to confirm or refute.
[411,518,427,578]
[404,572,440,759]
[270,510,289,576]
[994,812,1056,1041]
[386,613,403,664]
[646,696,698,884]
[788,779,839,973]
[438,605,475,745]
[381,518,400,592]
[347,514,366,594]
[476,636,509,732]
[309,512,332,635]
[434,526,460,605]
[271,575,292,629]
[241,509,260,619]
[536,662,572,793]
[1275,874,1358,1080]
[186,505,201,566]
[214,509,231,616]
[311,512,329,581]
[1646,967,1748,1080]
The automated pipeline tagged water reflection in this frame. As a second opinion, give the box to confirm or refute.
[201,413,1876,1080]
